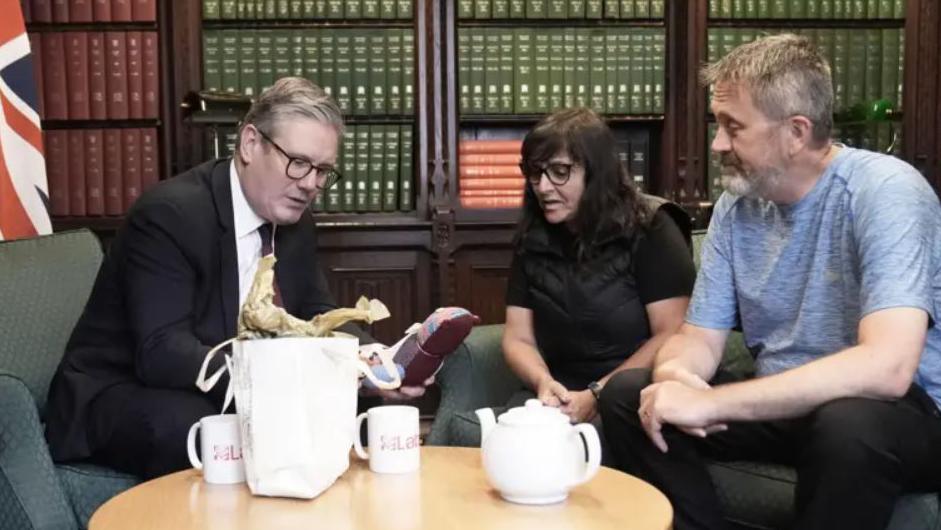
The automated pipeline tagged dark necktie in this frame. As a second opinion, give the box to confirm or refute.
[257,223,283,307]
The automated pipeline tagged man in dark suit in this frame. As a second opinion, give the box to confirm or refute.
[45,78,415,479]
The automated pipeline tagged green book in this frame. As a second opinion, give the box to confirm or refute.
[706,30,717,62]
[604,32,618,112]
[369,32,387,114]
[386,31,403,115]
[256,31,275,92]
[616,32,631,113]
[484,28,501,113]
[204,0,221,19]
[770,0,786,17]
[706,123,722,201]
[302,0,316,16]
[326,0,343,17]
[221,0,237,18]
[264,0,277,17]
[238,32,259,97]
[458,32,471,113]
[864,29,882,104]
[277,0,290,17]
[202,32,222,91]
[732,0,744,18]
[588,29,605,112]
[585,0,601,18]
[877,0,892,17]
[340,128,355,212]
[629,29,644,112]
[368,125,384,211]
[806,0,818,18]
[650,0,663,18]
[756,0,770,17]
[562,29,575,107]
[570,0,586,17]
[335,32,353,114]
[635,0,650,18]
[528,0,547,18]
[743,0,757,17]
[893,0,903,18]
[363,0,380,17]
[291,31,304,77]
[272,31,292,82]
[402,32,415,113]
[866,0,878,18]
[791,0,805,17]
[220,31,240,94]
[549,32,565,110]
[652,29,664,112]
[852,0,866,18]
[475,0,491,18]
[354,126,370,211]
[832,0,844,17]
[289,0,303,17]
[573,29,590,107]
[396,0,412,18]
[882,29,899,107]
[708,0,720,18]
[831,29,848,112]
[549,0,567,18]
[351,31,369,115]
[509,0,526,17]
[346,0,362,18]
[382,125,400,211]
[302,32,319,84]
[380,0,396,18]
[319,31,336,99]
[399,125,413,211]
[603,0,618,18]
[499,31,515,113]
[493,0,509,17]
[327,130,348,212]
[847,30,866,108]
[458,0,474,18]
[514,28,533,112]
[619,0,632,18]
[533,30,551,112]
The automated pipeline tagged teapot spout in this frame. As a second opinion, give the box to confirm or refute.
[475,408,497,446]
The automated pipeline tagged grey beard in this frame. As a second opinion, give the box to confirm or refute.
[720,167,782,199]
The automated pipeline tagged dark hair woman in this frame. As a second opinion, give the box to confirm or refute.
[502,108,696,455]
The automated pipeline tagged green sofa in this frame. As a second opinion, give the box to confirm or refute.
[0,230,140,530]
[428,232,941,530]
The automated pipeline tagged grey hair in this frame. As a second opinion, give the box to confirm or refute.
[700,33,833,145]
[236,77,344,154]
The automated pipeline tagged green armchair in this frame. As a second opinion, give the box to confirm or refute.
[428,230,941,529]
[0,230,139,530]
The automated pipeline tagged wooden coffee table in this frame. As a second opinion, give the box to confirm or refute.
[89,446,672,529]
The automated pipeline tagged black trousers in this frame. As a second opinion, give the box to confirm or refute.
[598,368,941,530]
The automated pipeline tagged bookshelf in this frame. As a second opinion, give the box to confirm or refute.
[22,0,170,230]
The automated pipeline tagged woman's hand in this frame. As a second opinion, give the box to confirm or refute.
[560,389,597,423]
[536,377,571,408]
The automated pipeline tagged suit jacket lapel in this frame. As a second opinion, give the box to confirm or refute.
[210,159,239,338]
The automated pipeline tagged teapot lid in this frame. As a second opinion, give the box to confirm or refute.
[497,399,570,427]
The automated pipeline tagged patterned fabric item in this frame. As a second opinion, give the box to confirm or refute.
[393,307,479,386]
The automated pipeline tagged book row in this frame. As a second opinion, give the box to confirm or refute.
[215,125,414,213]
[203,28,415,116]
[458,27,665,115]
[29,31,160,121]
[46,128,160,217]
[708,0,905,19]
[202,0,413,20]
[20,0,156,23]
[457,0,665,19]
[708,28,904,113]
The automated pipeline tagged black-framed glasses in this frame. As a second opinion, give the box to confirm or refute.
[519,161,577,187]
[255,127,343,190]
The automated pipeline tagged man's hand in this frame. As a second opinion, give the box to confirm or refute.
[536,377,571,408]
[358,345,434,400]
[560,389,597,423]
[638,381,725,453]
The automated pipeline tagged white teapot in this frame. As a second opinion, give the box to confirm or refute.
[475,399,601,505]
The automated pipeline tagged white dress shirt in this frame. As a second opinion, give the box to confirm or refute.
[229,160,268,307]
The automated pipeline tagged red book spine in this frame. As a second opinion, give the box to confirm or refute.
[92,0,110,20]
[459,177,526,190]
[140,128,158,192]
[105,32,128,119]
[122,128,142,211]
[111,0,131,21]
[51,0,69,22]
[70,0,93,21]
[458,165,523,178]
[141,32,158,119]
[88,32,107,119]
[41,33,67,120]
[458,153,522,165]
[68,130,87,216]
[31,0,52,22]
[28,34,44,119]
[103,129,123,215]
[85,129,105,215]
[65,32,90,120]
[458,140,523,154]
[131,0,154,21]
[460,196,524,209]
[125,31,143,119]
[45,131,69,216]
[459,189,526,197]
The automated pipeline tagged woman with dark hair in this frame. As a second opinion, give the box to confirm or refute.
[503,107,696,434]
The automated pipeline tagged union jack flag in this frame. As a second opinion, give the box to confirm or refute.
[0,0,50,241]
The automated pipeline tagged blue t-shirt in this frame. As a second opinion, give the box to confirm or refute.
[688,146,941,408]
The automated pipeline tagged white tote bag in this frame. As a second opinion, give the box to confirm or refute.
[197,335,400,499]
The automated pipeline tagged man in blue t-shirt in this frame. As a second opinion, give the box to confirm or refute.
[598,34,941,530]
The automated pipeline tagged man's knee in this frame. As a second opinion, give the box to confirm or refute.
[598,368,652,418]
[804,398,898,472]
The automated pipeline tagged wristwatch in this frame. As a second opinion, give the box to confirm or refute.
[587,381,603,401]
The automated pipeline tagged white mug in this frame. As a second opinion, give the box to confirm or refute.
[353,405,420,474]
[186,414,245,484]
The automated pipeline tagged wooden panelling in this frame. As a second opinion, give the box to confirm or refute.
[451,247,514,326]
